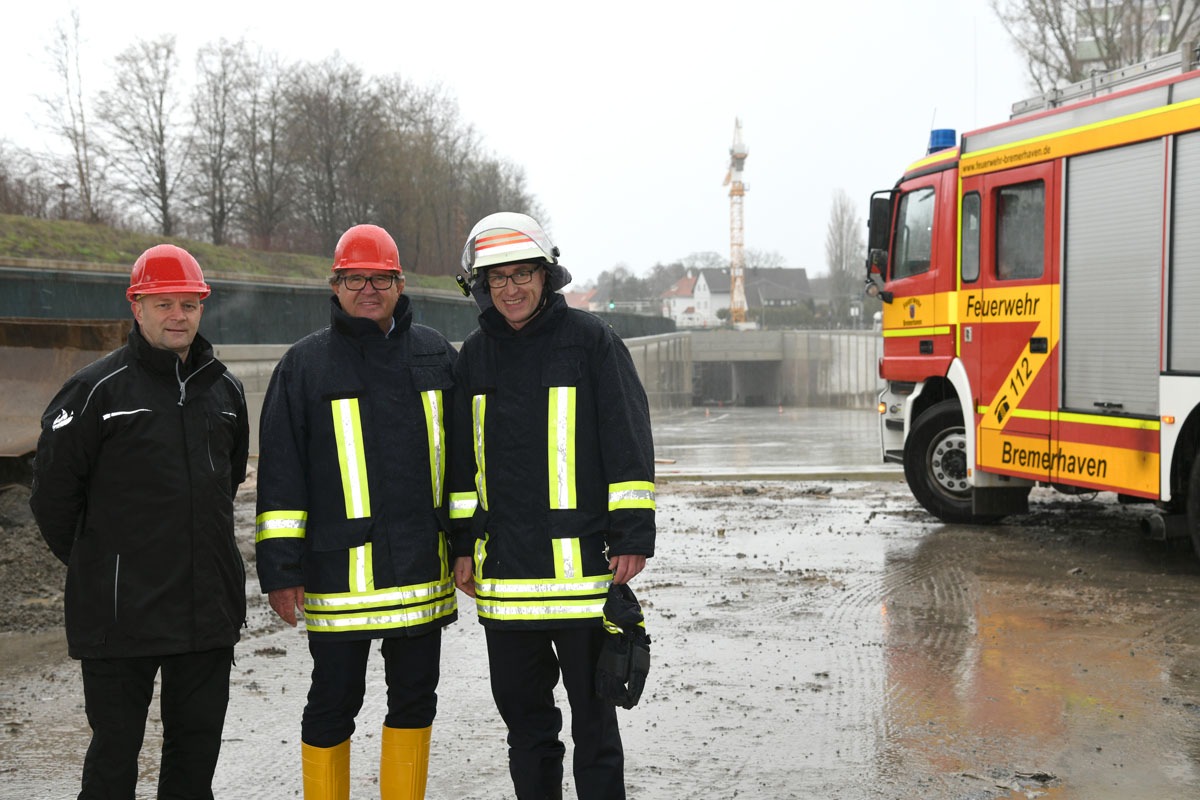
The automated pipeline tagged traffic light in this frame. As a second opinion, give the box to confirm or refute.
[608,300,616,310]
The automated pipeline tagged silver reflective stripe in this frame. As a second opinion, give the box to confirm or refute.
[422,390,444,507]
[552,537,582,580]
[255,511,307,542]
[304,597,457,631]
[449,494,478,519]
[306,580,453,608]
[349,545,372,593]
[472,394,488,510]
[475,598,607,619]
[332,398,370,519]
[608,481,656,510]
[475,577,611,595]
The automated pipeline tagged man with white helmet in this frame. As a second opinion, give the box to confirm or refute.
[255,223,461,800]
[30,244,251,799]
[449,212,656,799]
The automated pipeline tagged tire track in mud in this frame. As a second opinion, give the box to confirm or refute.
[651,481,962,794]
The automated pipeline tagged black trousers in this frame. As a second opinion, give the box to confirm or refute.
[485,626,624,800]
[302,629,441,747]
[77,647,234,800]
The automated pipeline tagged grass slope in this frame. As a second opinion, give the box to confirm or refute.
[0,214,454,290]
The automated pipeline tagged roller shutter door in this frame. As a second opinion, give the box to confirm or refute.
[1063,139,1163,416]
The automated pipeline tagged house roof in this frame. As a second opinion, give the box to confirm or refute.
[661,274,698,299]
[563,288,596,309]
[659,267,812,307]
[744,268,812,306]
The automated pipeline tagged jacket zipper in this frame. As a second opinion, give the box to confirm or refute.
[112,554,120,624]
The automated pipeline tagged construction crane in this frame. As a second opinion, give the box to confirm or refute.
[722,119,749,324]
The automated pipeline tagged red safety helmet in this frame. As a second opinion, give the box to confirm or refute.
[332,224,403,273]
[126,244,210,301]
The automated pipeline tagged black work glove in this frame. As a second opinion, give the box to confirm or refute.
[595,584,651,709]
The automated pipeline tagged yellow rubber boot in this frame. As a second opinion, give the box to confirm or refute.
[379,726,431,799]
[302,739,350,800]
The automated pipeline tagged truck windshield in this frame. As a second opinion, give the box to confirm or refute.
[892,187,935,279]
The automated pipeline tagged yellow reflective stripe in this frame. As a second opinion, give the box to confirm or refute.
[438,530,450,580]
[474,535,488,580]
[608,480,656,510]
[475,571,610,621]
[348,543,374,593]
[476,597,607,622]
[420,390,445,507]
[255,510,307,542]
[306,578,455,609]
[304,578,457,632]
[472,394,489,511]
[449,491,478,520]
[552,537,583,580]
[474,575,611,598]
[547,386,577,509]
[331,398,370,519]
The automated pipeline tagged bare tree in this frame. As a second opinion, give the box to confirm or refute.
[190,39,250,245]
[40,9,104,222]
[237,51,293,251]
[745,248,787,269]
[0,142,55,217]
[680,252,727,271]
[368,78,539,276]
[95,36,191,236]
[285,56,385,254]
[991,0,1200,92]
[825,190,872,329]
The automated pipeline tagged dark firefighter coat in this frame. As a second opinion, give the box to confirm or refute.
[450,292,656,630]
[29,325,250,660]
[255,295,459,641]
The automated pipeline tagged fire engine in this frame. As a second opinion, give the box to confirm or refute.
[865,45,1200,554]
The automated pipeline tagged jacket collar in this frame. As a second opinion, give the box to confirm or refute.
[330,293,414,340]
[129,323,215,377]
[478,291,566,339]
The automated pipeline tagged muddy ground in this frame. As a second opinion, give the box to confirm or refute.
[3,475,1200,799]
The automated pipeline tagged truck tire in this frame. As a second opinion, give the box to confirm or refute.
[1186,454,1200,560]
[904,399,1000,524]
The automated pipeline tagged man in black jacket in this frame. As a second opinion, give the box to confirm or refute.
[255,224,461,800]
[450,213,656,800]
[29,244,250,800]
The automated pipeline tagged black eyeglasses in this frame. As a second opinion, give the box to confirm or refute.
[486,266,541,289]
[338,274,401,291]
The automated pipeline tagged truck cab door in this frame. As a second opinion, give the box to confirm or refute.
[960,162,1059,483]
[879,171,957,383]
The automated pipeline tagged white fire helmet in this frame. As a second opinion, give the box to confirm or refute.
[459,212,572,309]
[461,213,559,277]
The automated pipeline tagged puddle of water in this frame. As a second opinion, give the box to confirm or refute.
[652,406,894,477]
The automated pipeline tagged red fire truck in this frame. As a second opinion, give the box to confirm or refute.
[866,46,1200,554]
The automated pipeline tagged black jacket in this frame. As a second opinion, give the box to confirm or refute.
[255,295,461,640]
[29,325,250,660]
[451,293,656,630]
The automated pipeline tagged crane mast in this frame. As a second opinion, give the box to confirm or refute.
[724,119,749,324]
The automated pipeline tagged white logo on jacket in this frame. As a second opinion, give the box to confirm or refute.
[51,409,73,430]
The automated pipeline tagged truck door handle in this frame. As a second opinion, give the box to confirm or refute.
[1030,337,1048,354]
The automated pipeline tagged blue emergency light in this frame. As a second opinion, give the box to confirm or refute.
[927,128,957,154]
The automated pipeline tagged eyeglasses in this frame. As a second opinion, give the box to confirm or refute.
[486,266,541,289]
[338,274,401,291]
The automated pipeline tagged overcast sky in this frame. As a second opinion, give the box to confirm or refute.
[1,0,1032,288]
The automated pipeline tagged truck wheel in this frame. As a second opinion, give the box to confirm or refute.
[1185,454,1200,560]
[904,399,997,524]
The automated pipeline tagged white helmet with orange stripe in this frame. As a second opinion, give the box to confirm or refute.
[458,212,572,308]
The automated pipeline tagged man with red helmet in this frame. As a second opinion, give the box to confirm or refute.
[255,223,462,799]
[30,244,251,799]
[450,213,656,799]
